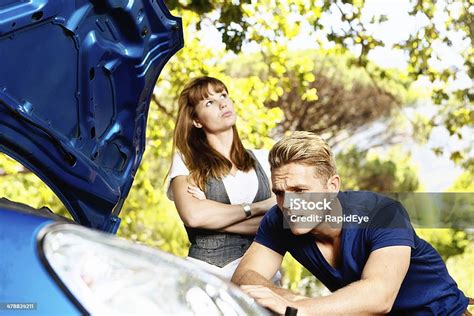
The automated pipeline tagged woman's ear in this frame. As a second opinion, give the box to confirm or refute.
[192,119,202,128]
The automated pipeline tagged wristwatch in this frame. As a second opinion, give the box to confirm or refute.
[241,203,252,218]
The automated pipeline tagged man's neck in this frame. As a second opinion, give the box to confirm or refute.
[311,226,342,245]
[310,197,343,244]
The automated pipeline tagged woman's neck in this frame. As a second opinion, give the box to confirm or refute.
[206,128,234,159]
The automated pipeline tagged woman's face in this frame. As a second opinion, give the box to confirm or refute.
[192,85,236,134]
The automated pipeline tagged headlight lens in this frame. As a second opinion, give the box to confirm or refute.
[40,224,268,315]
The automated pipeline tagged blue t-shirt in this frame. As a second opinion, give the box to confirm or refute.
[255,191,469,315]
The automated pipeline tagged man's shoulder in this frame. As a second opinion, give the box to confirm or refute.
[339,190,399,214]
[340,191,413,231]
[262,204,282,223]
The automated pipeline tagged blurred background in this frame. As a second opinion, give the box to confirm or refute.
[1,0,472,303]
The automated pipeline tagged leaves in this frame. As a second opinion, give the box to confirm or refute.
[168,0,472,167]
[336,146,420,192]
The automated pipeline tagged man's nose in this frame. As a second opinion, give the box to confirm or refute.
[276,194,285,210]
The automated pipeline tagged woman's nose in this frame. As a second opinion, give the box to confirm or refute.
[219,100,227,109]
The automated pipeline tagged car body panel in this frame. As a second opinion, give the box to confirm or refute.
[0,0,183,232]
[0,199,270,315]
[0,207,81,315]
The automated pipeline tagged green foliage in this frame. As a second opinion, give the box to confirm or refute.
[451,170,474,192]
[336,146,420,191]
[413,171,474,299]
[0,154,69,219]
[446,243,474,302]
[226,49,412,144]
[117,157,189,256]
[281,255,330,297]
[417,229,469,261]
[167,0,473,167]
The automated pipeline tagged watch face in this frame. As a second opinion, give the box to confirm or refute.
[243,204,251,217]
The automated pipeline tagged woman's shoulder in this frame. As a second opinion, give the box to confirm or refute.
[170,151,190,176]
[248,148,269,159]
[247,149,271,177]
[167,152,190,201]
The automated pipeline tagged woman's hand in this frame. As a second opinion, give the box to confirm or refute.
[251,196,277,216]
[187,185,206,200]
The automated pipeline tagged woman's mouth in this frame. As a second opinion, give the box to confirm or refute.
[221,111,233,117]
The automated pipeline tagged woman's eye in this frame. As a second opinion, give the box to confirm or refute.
[220,93,227,99]
[205,101,212,107]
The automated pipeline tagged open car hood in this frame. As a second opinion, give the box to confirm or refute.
[0,0,183,233]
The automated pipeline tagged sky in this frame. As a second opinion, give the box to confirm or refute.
[197,0,472,191]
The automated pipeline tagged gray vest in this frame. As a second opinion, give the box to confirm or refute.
[186,150,271,267]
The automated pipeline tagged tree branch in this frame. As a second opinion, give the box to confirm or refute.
[152,94,175,119]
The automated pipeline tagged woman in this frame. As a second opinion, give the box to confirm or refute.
[167,76,277,280]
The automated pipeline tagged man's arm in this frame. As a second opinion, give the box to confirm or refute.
[231,242,299,299]
[244,246,411,315]
[232,242,282,284]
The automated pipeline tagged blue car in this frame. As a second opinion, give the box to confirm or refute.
[0,1,268,315]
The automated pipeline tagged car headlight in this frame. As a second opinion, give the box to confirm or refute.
[38,224,268,315]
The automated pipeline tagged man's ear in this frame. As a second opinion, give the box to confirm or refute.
[192,119,202,128]
[326,174,341,192]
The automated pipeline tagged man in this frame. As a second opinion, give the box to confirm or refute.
[231,131,471,315]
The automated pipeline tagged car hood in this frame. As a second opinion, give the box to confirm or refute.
[0,0,183,232]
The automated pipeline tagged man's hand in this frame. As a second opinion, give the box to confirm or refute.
[241,285,299,315]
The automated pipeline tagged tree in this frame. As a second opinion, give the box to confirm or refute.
[336,146,420,191]
[226,49,411,144]
[165,0,473,166]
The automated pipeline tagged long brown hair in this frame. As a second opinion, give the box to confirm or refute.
[169,76,254,190]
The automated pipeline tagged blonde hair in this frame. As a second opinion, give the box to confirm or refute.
[169,76,253,190]
[269,131,337,182]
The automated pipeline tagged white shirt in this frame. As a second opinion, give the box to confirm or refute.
[167,149,271,204]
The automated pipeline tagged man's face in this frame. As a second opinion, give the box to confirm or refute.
[271,162,339,235]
